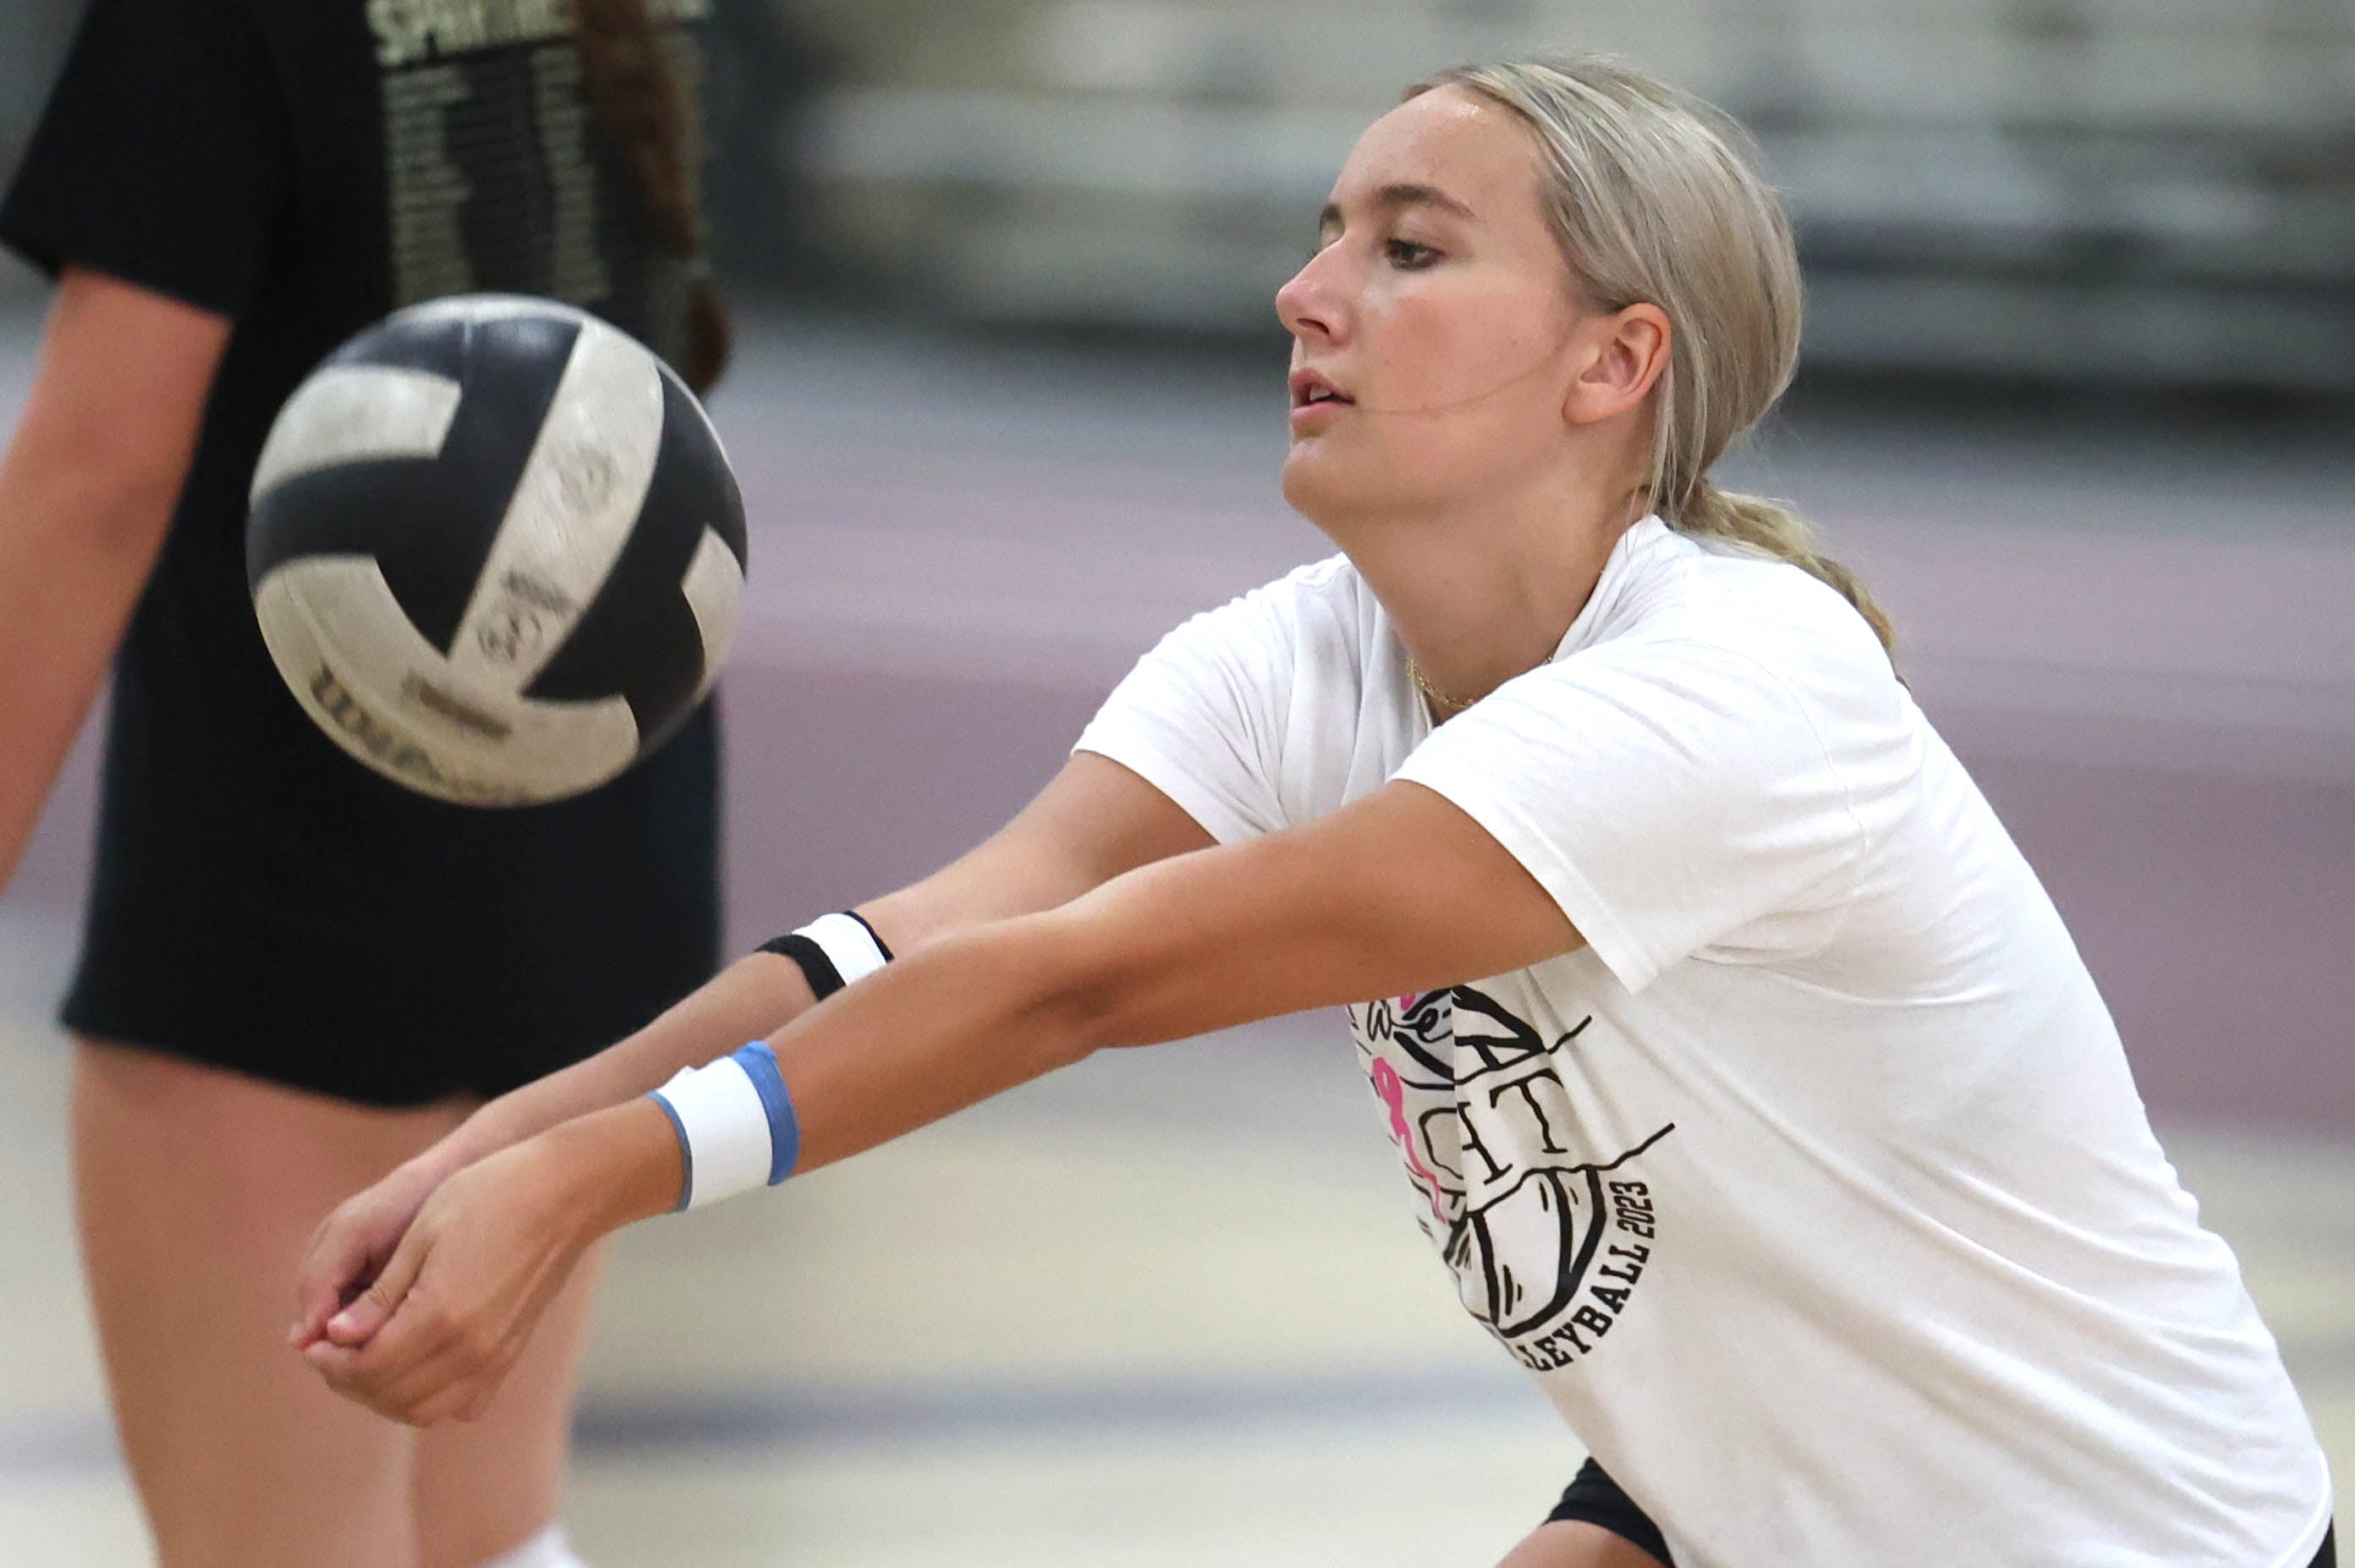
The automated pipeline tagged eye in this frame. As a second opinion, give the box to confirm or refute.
[1386,238,1441,271]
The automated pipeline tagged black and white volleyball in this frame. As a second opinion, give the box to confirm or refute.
[247,295,746,806]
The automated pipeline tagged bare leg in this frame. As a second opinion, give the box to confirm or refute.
[1498,1520,1673,1568]
[409,1241,606,1568]
[72,1037,464,1568]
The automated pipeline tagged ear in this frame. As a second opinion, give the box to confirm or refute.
[1562,303,1672,428]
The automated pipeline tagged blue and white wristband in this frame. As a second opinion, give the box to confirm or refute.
[649,913,890,1213]
[647,1041,801,1211]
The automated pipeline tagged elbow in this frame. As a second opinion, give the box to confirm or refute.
[966,911,1124,1077]
[1026,944,1125,1076]
[14,454,184,560]
[1017,907,1174,1066]
[74,461,186,556]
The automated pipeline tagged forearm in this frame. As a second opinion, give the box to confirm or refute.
[544,1094,694,1236]
[499,776,1579,1228]
[425,756,1212,1184]
[0,271,228,892]
[426,950,821,1177]
[525,908,1105,1239]
[0,474,177,891]
[772,912,1104,1172]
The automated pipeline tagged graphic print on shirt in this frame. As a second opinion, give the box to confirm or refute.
[1353,985,1672,1373]
[370,0,709,363]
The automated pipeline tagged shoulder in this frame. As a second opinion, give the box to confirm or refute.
[1479,527,1913,798]
[1601,529,1899,705]
[1165,553,1376,664]
[1243,553,1370,624]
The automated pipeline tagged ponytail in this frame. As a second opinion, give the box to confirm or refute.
[1412,59,1897,663]
[1676,482,1897,659]
[571,0,733,393]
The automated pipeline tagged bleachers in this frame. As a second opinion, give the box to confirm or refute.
[785,0,2355,386]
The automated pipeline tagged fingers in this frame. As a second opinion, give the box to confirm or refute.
[307,1303,456,1423]
[289,1164,447,1349]
[306,1298,524,1427]
[304,1229,535,1426]
[321,1215,429,1347]
[296,1210,477,1422]
[289,1185,408,1349]
[323,1297,388,1348]
[288,1222,370,1349]
[292,1149,587,1426]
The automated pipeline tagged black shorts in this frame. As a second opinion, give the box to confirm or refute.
[1547,1458,1673,1565]
[61,604,723,1106]
[1545,1459,2336,1568]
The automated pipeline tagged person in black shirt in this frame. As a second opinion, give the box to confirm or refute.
[0,2,731,1562]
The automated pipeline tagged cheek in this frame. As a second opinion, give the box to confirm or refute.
[1364,283,1556,410]
[1351,307,1566,487]
[1282,283,1570,511]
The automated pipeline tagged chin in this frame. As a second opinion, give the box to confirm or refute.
[1281,443,1365,526]
[1284,442,1434,534]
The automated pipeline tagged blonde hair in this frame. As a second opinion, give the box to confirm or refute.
[1408,57,1896,656]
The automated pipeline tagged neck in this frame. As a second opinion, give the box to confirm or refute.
[1329,479,1646,713]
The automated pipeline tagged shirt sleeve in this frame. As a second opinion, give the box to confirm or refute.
[0,0,287,318]
[1072,572,1311,844]
[1393,628,1899,994]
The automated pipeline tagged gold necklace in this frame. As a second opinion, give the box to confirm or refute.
[1407,656,1479,717]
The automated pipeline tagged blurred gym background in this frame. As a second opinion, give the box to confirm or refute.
[3,1,2350,1561]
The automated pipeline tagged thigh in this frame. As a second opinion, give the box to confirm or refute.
[1499,1521,1672,1568]
[409,1240,607,1568]
[1505,1456,1672,1568]
[71,1037,466,1568]
[1497,1516,1667,1563]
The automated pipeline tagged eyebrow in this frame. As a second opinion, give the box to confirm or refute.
[1318,182,1478,232]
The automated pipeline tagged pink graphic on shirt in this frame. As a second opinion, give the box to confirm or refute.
[1369,1055,1451,1225]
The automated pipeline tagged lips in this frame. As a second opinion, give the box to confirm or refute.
[1289,369,1353,409]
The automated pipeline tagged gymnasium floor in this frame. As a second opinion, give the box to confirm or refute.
[0,309,2349,1562]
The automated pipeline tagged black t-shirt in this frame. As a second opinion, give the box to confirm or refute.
[1,0,725,1104]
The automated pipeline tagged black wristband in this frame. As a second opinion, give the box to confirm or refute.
[759,933,844,999]
[758,912,894,1001]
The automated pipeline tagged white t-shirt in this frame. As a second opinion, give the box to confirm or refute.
[1075,517,2331,1567]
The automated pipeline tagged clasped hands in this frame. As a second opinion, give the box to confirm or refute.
[288,1134,603,1427]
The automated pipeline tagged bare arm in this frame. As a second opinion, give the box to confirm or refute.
[679,774,1582,1179]
[305,774,1582,1419]
[0,270,231,891]
[426,748,1216,1174]
[289,748,1214,1343]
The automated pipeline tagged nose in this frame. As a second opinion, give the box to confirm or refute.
[1276,244,1346,348]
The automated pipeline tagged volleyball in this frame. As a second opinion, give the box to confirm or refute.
[246,295,746,806]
